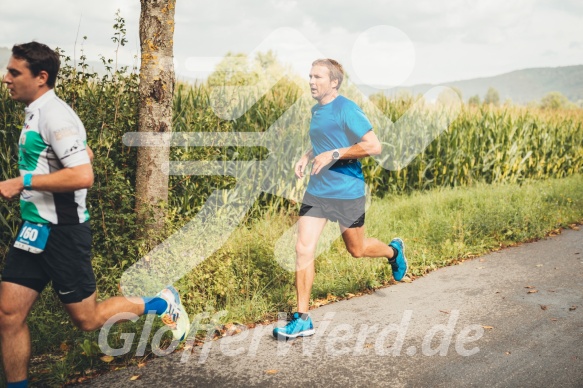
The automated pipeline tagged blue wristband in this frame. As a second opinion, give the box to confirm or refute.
[23,173,33,190]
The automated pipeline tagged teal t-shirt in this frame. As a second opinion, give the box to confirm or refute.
[306,95,372,199]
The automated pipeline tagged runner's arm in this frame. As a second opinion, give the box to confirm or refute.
[0,164,93,199]
[86,145,94,163]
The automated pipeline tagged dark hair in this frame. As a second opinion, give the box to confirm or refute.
[11,42,60,88]
[312,58,344,90]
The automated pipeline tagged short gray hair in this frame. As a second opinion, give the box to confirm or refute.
[312,58,344,90]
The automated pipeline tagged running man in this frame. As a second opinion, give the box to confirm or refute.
[273,59,408,340]
[0,42,189,387]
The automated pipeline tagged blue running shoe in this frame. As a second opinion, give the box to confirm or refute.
[157,285,190,341]
[273,312,315,340]
[388,238,408,281]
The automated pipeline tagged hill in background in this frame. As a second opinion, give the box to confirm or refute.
[358,65,583,105]
[1,45,581,105]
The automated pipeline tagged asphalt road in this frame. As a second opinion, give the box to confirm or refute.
[85,228,583,388]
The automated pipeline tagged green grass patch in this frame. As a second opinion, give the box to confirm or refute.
[181,174,583,320]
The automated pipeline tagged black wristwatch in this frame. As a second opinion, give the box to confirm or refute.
[332,149,340,160]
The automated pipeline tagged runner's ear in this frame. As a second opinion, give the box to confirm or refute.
[331,78,339,90]
[36,70,49,87]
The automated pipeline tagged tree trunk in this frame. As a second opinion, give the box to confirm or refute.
[136,0,175,239]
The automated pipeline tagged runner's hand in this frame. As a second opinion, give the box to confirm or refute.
[311,151,334,175]
[295,154,311,179]
[0,177,24,199]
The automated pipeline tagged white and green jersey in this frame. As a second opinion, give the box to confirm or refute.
[18,89,91,225]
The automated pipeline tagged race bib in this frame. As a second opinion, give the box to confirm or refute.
[14,221,51,254]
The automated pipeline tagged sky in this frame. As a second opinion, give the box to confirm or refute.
[0,0,582,88]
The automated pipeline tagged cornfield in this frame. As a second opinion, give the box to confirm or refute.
[363,96,583,194]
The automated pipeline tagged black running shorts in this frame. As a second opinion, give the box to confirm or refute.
[299,192,366,228]
[2,221,96,304]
